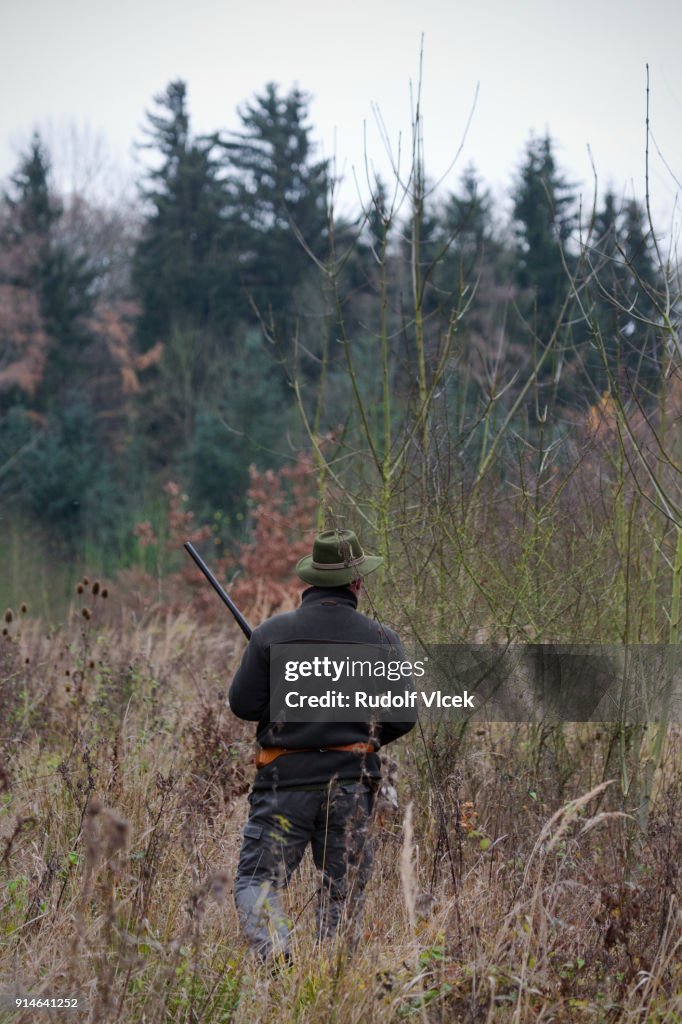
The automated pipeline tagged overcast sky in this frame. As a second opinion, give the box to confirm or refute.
[1,0,681,230]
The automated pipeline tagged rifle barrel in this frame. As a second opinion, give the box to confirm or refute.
[183,542,253,639]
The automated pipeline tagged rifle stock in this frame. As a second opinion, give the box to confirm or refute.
[183,542,253,639]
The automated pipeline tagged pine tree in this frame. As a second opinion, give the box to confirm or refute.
[3,133,94,407]
[133,80,232,348]
[511,134,580,404]
[435,166,496,301]
[512,134,576,340]
[1,136,131,546]
[589,191,661,394]
[9,132,60,236]
[445,167,493,250]
[221,82,329,339]
[365,175,390,256]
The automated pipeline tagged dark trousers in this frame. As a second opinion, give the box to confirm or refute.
[234,781,375,959]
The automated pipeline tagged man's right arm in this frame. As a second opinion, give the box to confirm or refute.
[228,627,270,721]
[375,625,417,746]
[376,718,416,745]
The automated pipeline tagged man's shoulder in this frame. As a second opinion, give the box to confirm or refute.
[252,600,402,647]
[351,609,402,645]
[251,607,302,642]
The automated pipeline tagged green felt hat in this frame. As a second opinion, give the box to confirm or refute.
[296,529,383,587]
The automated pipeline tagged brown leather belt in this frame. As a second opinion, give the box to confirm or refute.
[255,742,376,770]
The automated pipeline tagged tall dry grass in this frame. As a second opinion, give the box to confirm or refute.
[1,589,681,1023]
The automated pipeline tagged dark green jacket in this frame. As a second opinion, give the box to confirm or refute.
[229,586,415,788]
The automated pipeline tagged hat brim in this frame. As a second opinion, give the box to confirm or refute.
[295,554,383,587]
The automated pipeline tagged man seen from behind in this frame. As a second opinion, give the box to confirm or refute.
[229,528,415,961]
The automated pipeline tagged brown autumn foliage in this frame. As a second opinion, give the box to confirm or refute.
[224,454,319,612]
[122,454,318,625]
[85,301,162,396]
[0,226,50,399]
[0,197,161,448]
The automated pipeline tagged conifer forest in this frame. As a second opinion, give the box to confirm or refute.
[1,78,682,1022]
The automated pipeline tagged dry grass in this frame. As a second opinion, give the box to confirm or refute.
[1,600,681,1023]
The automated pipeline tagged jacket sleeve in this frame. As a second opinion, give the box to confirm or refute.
[228,627,271,721]
[375,626,417,746]
[376,718,416,745]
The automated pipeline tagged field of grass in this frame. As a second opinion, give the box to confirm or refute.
[1,582,681,1024]
[1,64,680,1023]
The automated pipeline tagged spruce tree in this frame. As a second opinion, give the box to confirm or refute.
[4,133,94,407]
[512,134,578,402]
[221,83,329,340]
[9,132,59,236]
[365,175,390,257]
[436,166,496,301]
[512,134,576,339]
[589,191,661,394]
[133,80,232,349]
[1,136,123,547]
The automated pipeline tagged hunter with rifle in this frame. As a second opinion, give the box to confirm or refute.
[186,529,415,961]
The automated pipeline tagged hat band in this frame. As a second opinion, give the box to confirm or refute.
[311,555,365,570]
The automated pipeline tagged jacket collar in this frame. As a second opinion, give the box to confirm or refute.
[301,586,358,610]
